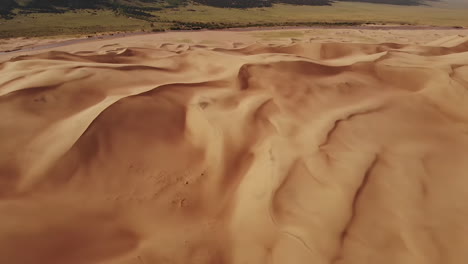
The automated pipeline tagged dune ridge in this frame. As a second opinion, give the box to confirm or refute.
[1,36,468,264]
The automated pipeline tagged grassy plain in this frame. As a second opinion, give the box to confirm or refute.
[1,2,467,38]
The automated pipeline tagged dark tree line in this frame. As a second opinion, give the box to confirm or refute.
[279,0,330,5]
[24,0,109,9]
[194,0,272,8]
[0,0,17,18]
[193,0,331,8]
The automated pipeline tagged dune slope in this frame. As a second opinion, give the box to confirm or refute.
[1,37,468,264]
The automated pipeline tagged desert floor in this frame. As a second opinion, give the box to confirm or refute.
[1,28,468,264]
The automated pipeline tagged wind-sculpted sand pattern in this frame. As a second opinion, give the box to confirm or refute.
[1,35,468,264]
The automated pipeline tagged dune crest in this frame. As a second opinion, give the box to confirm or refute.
[1,38,468,264]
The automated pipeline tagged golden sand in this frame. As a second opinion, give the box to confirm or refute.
[1,29,468,264]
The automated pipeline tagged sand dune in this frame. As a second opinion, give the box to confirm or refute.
[1,32,468,264]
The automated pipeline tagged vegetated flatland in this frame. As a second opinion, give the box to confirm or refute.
[1,2,467,38]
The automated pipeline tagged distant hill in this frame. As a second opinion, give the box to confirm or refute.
[1,0,172,19]
[3,0,441,10]
[0,0,453,20]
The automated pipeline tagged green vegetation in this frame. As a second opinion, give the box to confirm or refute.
[0,1,467,39]
[185,0,432,8]
[0,10,150,38]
